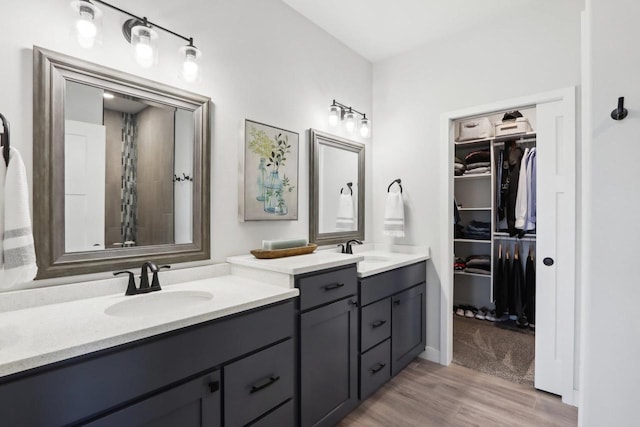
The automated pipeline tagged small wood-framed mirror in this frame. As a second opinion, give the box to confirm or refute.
[33,46,211,279]
[309,129,365,246]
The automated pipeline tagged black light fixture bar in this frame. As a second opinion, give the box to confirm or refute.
[90,0,192,43]
[332,99,368,118]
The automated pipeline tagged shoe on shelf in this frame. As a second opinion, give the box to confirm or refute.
[455,306,465,317]
[475,307,488,320]
[496,312,510,322]
[516,315,529,328]
[464,306,477,318]
[529,323,535,331]
[485,309,497,322]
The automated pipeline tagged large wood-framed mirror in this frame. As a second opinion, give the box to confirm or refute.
[33,46,211,279]
[309,129,365,246]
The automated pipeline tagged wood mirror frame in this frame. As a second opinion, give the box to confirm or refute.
[309,129,365,246]
[33,46,211,279]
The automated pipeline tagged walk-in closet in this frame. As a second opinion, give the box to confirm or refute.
[444,91,577,403]
[452,107,538,386]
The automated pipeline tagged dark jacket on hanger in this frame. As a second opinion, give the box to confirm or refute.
[494,250,507,316]
[525,252,536,325]
[506,142,524,236]
[511,251,525,323]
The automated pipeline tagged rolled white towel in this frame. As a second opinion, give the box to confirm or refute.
[383,189,405,237]
[1,147,38,289]
[336,193,355,231]
[262,238,308,250]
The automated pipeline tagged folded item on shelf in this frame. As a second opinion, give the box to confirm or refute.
[454,257,466,271]
[465,162,491,170]
[464,150,491,164]
[464,267,491,275]
[464,166,491,175]
[455,156,466,165]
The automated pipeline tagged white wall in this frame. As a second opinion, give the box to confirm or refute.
[371,1,583,358]
[0,0,372,288]
[174,108,194,245]
[579,0,640,424]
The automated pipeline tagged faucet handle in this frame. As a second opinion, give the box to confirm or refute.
[150,265,171,291]
[114,270,138,296]
[337,243,346,254]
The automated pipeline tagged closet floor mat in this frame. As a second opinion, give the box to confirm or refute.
[453,316,535,386]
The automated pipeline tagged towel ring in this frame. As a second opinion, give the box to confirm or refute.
[387,178,402,193]
[340,182,353,195]
[0,112,10,167]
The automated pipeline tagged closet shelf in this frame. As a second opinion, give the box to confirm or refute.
[454,137,492,147]
[493,132,537,146]
[494,232,537,240]
[454,238,492,244]
[457,207,491,211]
[454,271,492,278]
[454,173,491,180]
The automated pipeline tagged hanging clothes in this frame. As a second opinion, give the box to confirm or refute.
[525,249,536,327]
[515,147,537,236]
[503,247,512,318]
[512,245,527,327]
[494,244,507,317]
[524,148,537,232]
[506,142,524,236]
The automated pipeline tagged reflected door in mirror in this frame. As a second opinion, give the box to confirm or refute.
[318,144,359,234]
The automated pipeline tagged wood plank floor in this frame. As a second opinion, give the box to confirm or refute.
[338,358,577,427]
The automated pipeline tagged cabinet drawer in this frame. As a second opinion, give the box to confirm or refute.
[224,339,294,427]
[360,339,391,400]
[360,262,426,306]
[297,265,357,311]
[248,399,294,427]
[361,298,391,352]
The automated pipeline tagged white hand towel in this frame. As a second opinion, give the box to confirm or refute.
[514,147,530,229]
[336,193,355,231]
[1,147,37,289]
[383,189,405,237]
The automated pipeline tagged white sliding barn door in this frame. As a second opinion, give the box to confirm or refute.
[535,100,576,398]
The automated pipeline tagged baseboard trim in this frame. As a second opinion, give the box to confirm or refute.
[418,346,440,363]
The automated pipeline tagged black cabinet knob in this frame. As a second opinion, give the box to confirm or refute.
[208,381,219,393]
[543,257,554,266]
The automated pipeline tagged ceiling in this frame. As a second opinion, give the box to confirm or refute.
[282,0,535,62]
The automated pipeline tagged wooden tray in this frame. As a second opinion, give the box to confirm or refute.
[250,243,318,259]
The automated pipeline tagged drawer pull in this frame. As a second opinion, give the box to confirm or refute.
[208,381,220,394]
[371,320,387,329]
[250,375,280,394]
[323,282,345,291]
[349,299,359,307]
[393,299,401,306]
[370,363,386,374]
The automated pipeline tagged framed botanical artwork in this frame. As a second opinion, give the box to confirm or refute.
[242,119,299,221]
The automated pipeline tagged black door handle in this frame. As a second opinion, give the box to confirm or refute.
[323,282,345,291]
[250,375,280,394]
[543,257,554,266]
[370,363,386,374]
[371,320,387,329]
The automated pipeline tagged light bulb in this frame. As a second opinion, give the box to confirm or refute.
[359,117,371,138]
[180,44,202,83]
[71,1,101,48]
[328,105,341,127]
[135,33,154,67]
[344,111,356,133]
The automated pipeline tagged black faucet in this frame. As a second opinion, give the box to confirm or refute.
[345,239,363,254]
[114,262,170,296]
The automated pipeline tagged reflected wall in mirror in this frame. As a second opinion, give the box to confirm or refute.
[34,46,210,279]
[64,82,194,253]
[309,129,365,246]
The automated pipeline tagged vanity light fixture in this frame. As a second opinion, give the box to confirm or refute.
[327,100,371,139]
[69,0,202,82]
[103,92,115,99]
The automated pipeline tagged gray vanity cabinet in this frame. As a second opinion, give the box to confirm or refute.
[358,261,426,399]
[0,300,295,427]
[296,265,359,427]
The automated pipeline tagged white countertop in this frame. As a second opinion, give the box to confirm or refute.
[0,275,298,378]
[353,244,430,278]
[227,251,363,276]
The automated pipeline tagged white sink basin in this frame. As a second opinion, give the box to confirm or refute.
[360,255,391,263]
[105,290,213,317]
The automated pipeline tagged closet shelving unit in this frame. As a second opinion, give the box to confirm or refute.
[453,115,537,308]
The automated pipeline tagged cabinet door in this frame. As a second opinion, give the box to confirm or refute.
[300,297,358,427]
[391,284,426,376]
[86,371,221,427]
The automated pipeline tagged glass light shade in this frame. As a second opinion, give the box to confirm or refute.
[179,44,202,83]
[344,111,356,133]
[131,25,158,68]
[328,105,341,127]
[359,117,371,138]
[70,0,102,48]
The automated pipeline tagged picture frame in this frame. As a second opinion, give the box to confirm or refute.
[241,119,299,221]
